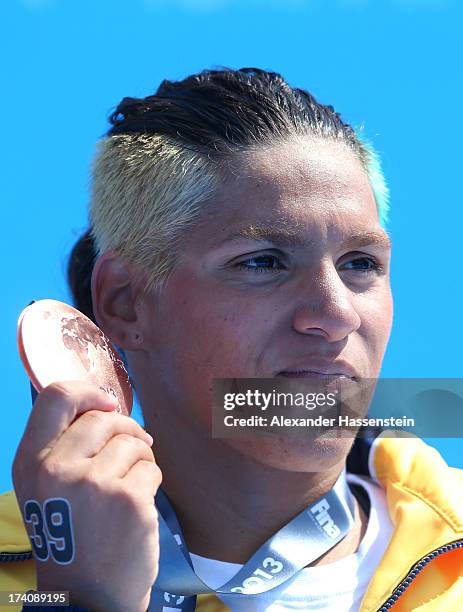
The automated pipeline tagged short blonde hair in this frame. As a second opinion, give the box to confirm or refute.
[90,133,218,294]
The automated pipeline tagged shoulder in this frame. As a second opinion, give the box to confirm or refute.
[0,490,31,555]
[0,490,36,603]
[371,433,463,530]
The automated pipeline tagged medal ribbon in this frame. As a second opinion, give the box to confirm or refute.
[149,469,356,611]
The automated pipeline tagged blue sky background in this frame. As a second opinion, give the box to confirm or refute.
[2,0,462,492]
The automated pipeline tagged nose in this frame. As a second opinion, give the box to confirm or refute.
[291,261,361,342]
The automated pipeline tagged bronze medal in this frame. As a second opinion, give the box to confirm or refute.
[17,299,133,416]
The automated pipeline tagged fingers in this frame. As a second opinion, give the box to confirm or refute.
[51,411,153,460]
[20,380,119,459]
[124,459,163,499]
[89,433,155,479]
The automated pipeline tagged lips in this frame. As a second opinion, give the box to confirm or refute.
[277,371,352,379]
[276,361,358,380]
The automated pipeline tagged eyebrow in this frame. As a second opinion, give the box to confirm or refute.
[215,226,391,250]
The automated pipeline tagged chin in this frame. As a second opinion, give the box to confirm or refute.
[224,436,353,473]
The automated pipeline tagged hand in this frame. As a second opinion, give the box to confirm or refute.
[12,380,162,612]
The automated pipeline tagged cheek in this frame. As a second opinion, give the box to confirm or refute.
[152,280,278,431]
[158,278,273,379]
[357,288,393,359]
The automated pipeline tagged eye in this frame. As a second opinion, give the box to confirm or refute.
[237,254,285,273]
[340,256,383,274]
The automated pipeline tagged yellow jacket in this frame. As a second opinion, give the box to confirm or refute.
[1,433,463,611]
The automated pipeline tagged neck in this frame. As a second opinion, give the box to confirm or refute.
[149,422,367,565]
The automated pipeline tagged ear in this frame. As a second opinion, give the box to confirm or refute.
[91,252,148,351]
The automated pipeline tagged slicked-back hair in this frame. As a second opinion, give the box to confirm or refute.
[70,67,389,318]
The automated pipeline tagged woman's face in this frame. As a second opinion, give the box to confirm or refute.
[132,137,393,471]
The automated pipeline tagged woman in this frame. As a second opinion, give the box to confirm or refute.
[2,67,463,611]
